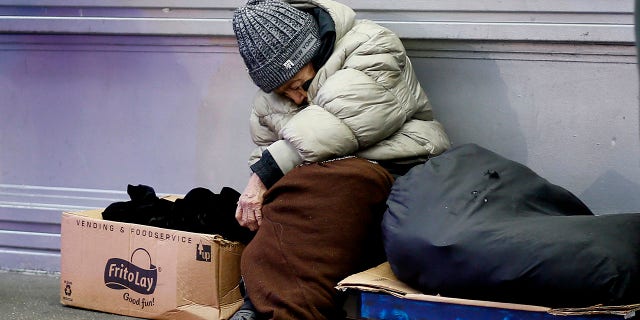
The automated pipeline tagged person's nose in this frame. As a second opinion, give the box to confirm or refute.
[288,88,308,105]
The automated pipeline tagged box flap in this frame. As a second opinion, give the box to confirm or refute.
[63,195,180,220]
[64,208,104,220]
[337,261,422,297]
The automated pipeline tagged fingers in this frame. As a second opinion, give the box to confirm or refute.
[255,207,262,226]
[243,210,257,231]
[236,174,267,231]
[235,200,262,231]
[235,203,243,223]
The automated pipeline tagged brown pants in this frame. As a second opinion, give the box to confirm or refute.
[241,158,394,320]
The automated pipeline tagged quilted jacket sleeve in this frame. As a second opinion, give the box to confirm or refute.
[278,23,416,163]
[247,94,304,175]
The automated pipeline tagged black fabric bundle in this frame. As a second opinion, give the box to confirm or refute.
[382,143,640,307]
[102,184,255,245]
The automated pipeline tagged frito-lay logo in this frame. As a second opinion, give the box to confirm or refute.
[104,248,157,294]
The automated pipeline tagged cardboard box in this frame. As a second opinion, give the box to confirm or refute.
[60,197,245,320]
[337,262,639,320]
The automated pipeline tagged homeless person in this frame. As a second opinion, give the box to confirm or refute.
[231,0,451,318]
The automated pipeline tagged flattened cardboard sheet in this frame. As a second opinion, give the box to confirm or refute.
[337,262,639,318]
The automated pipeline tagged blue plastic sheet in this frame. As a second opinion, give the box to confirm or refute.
[360,292,625,320]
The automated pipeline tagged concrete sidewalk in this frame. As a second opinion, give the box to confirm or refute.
[0,270,138,320]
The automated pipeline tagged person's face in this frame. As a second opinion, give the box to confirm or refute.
[274,63,316,106]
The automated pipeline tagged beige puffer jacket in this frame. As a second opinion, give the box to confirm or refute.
[247,0,451,174]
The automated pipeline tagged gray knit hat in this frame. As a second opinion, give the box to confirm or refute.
[232,0,321,93]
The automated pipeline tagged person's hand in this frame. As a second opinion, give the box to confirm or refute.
[235,173,267,231]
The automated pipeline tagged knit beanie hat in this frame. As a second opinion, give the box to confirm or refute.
[232,0,321,93]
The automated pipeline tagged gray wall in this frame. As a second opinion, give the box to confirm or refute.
[0,0,638,272]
